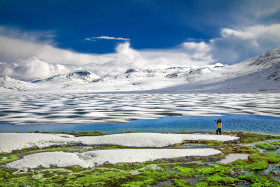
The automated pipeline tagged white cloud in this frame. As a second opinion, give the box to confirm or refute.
[0,57,79,80]
[210,24,280,64]
[221,24,280,42]
[85,36,130,41]
[0,23,280,80]
[0,32,214,80]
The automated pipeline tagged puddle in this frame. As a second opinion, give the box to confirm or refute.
[219,154,249,164]
[260,164,280,181]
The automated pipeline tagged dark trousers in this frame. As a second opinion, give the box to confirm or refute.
[216,128,222,135]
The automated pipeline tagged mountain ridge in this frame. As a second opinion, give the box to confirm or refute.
[0,48,279,93]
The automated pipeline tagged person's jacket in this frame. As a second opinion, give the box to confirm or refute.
[217,122,222,128]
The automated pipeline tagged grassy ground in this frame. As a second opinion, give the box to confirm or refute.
[0,131,280,186]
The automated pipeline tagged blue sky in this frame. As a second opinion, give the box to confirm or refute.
[0,0,280,80]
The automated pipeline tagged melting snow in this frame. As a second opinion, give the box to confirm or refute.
[0,133,239,153]
[6,149,221,170]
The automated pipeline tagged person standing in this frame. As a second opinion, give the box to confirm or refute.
[215,119,222,135]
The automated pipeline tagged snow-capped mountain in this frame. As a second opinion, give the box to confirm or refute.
[0,76,34,91]
[33,70,101,83]
[157,48,280,93]
[0,48,279,93]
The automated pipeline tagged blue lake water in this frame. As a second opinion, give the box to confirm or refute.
[1,113,280,135]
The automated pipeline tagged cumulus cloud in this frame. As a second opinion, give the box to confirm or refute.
[220,24,280,43]
[0,23,280,80]
[0,32,215,80]
[0,57,79,80]
[85,36,130,41]
[181,24,280,65]
[210,24,280,64]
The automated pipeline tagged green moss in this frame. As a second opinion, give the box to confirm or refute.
[241,172,278,187]
[66,165,85,172]
[204,174,238,184]
[0,155,19,164]
[55,168,132,186]
[195,182,208,187]
[173,166,195,177]
[213,165,232,175]
[227,159,249,170]
[256,141,280,150]
[196,167,215,175]
[0,171,12,179]
[1,131,280,186]
[270,141,280,146]
[249,161,269,170]
[249,152,280,163]
[217,144,259,155]
[183,140,224,146]
[228,153,279,171]
[256,143,276,150]
[172,178,189,186]
[230,132,280,144]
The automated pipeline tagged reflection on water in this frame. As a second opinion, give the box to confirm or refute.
[0,93,279,125]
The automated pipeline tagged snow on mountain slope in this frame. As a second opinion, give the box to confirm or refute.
[29,70,102,91]
[157,48,280,93]
[33,70,101,83]
[0,76,34,91]
[0,49,279,93]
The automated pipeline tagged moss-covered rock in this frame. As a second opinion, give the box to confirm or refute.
[249,152,280,163]
[204,174,239,185]
[240,172,279,187]
[256,141,280,150]
[249,161,269,170]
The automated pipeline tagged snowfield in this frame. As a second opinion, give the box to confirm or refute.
[6,149,221,170]
[0,133,239,153]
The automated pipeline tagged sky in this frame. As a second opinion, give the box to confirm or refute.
[0,0,280,80]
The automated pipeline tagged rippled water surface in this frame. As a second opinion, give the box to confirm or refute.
[0,93,279,134]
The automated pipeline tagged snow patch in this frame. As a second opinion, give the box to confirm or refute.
[0,133,239,153]
[6,148,221,170]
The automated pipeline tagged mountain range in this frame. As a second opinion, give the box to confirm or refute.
[0,48,279,93]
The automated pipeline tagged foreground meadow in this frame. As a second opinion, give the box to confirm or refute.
[0,131,280,186]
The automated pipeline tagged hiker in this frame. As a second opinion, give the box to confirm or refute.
[215,119,222,135]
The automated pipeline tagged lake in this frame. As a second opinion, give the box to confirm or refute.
[0,113,280,134]
[0,92,279,134]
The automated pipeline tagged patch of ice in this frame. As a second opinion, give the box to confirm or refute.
[6,148,221,170]
[0,133,239,153]
[1,93,280,125]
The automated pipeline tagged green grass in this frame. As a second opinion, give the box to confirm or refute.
[1,131,280,186]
